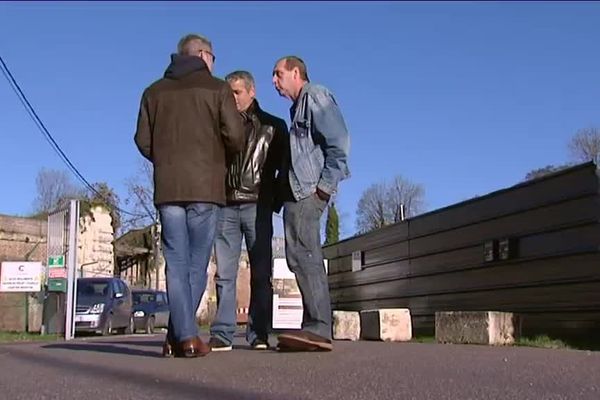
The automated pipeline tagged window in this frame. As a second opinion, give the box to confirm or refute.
[77,281,109,297]
[158,293,168,305]
[133,292,157,305]
[112,280,121,296]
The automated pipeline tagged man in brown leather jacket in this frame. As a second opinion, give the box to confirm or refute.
[208,70,288,352]
[134,34,243,358]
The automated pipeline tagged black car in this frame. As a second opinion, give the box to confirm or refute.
[132,289,169,334]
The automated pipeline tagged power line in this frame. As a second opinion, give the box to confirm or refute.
[0,54,148,219]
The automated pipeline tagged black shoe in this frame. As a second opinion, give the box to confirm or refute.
[251,339,269,350]
[208,337,233,352]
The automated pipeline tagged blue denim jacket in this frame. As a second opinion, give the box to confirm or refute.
[288,83,350,201]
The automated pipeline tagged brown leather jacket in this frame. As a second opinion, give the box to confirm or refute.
[134,54,244,206]
[225,100,287,208]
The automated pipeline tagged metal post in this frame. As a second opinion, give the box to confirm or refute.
[153,217,160,290]
[65,199,79,340]
[24,293,29,333]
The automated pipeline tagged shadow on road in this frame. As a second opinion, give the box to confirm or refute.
[97,339,164,348]
[43,342,162,358]
[96,340,276,353]
[7,347,303,400]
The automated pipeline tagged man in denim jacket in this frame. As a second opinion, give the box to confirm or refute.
[272,56,350,351]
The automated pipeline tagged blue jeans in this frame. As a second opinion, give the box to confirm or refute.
[284,194,331,339]
[159,202,219,342]
[210,203,273,346]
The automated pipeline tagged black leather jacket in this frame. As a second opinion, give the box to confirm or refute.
[226,100,287,206]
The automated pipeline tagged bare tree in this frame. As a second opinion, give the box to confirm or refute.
[387,175,425,221]
[32,168,83,214]
[569,127,600,165]
[355,183,391,234]
[356,175,426,234]
[123,159,156,231]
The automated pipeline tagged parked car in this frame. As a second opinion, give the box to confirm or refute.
[132,289,169,334]
[75,277,134,336]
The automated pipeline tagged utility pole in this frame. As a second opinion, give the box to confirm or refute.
[65,199,79,341]
[152,214,160,290]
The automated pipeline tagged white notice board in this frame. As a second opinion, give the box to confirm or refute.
[0,262,42,292]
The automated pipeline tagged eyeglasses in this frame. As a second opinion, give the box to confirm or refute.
[200,50,216,63]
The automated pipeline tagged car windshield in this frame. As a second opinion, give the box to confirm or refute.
[133,293,156,305]
[77,281,109,297]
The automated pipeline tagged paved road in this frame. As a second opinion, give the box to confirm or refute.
[0,334,598,400]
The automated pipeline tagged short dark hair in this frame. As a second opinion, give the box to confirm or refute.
[277,56,309,81]
[177,34,212,56]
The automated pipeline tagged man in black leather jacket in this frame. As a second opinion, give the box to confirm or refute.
[208,70,288,351]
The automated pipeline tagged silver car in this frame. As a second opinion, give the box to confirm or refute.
[74,277,134,335]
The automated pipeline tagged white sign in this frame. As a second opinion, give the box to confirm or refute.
[272,258,303,329]
[352,251,363,272]
[0,262,42,292]
[271,257,329,330]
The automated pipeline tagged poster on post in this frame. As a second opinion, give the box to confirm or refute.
[271,257,328,330]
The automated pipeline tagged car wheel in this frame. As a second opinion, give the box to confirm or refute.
[102,316,113,336]
[145,316,155,334]
[125,316,134,335]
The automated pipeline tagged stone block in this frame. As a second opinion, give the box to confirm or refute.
[360,308,412,342]
[332,310,360,341]
[435,311,521,345]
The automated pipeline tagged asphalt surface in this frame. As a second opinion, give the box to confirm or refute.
[0,334,598,400]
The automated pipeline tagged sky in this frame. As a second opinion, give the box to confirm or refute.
[0,2,599,239]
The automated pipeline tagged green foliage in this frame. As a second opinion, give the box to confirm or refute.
[80,182,122,234]
[325,203,340,245]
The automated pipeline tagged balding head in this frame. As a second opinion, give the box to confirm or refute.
[272,55,309,101]
[275,56,309,82]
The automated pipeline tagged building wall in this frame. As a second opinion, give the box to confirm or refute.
[0,207,115,332]
[0,215,47,332]
[78,206,114,278]
[0,215,47,264]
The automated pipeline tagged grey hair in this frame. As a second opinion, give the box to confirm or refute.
[225,70,255,91]
[177,34,212,56]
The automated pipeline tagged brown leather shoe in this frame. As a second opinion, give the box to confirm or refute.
[174,336,210,358]
[277,331,333,352]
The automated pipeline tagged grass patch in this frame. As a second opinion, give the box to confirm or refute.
[517,335,600,351]
[411,335,436,344]
[0,332,63,343]
[410,334,598,351]
[516,335,569,350]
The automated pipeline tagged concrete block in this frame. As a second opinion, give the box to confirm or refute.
[435,311,521,345]
[360,308,412,342]
[332,311,360,341]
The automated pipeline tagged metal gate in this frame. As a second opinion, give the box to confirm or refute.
[44,200,79,340]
